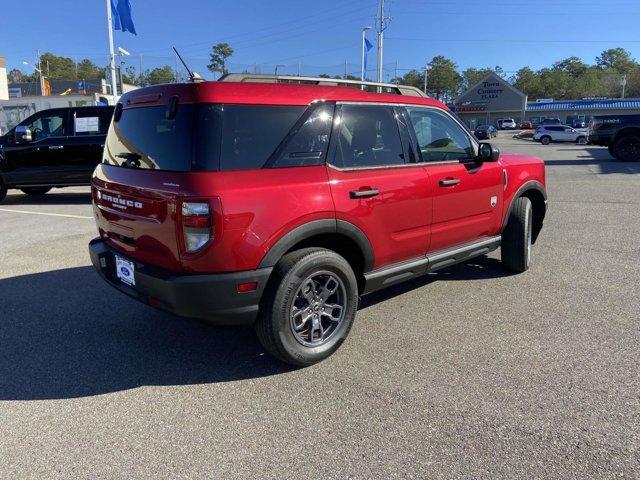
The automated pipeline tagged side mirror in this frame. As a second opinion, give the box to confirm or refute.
[14,125,33,144]
[477,142,500,162]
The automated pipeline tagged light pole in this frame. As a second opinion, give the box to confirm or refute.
[23,57,46,96]
[275,64,285,76]
[361,26,372,82]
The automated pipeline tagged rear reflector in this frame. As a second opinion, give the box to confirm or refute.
[237,282,258,293]
[181,202,212,252]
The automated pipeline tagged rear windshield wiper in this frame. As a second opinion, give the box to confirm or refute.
[116,152,142,168]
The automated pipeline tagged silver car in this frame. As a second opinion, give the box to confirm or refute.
[533,125,588,145]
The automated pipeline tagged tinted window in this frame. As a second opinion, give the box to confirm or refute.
[24,111,66,140]
[219,105,304,171]
[332,104,404,168]
[105,105,193,171]
[268,103,334,168]
[406,107,473,162]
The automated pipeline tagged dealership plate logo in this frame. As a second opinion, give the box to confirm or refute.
[490,196,498,207]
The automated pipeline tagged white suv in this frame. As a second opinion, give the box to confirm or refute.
[534,125,587,145]
[498,118,517,130]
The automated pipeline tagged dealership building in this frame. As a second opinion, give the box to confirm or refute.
[453,72,640,128]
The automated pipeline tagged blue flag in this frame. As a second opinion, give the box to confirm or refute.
[363,37,373,76]
[112,0,137,35]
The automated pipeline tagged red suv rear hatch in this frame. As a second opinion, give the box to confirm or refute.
[93,86,204,272]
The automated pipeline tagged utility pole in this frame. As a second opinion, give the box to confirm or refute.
[37,50,45,96]
[621,74,627,99]
[423,62,431,95]
[376,0,390,84]
[344,60,348,79]
[105,0,118,97]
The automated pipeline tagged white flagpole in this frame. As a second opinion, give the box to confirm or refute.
[106,0,118,99]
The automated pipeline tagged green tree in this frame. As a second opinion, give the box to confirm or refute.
[142,66,177,85]
[461,67,495,90]
[393,69,423,89]
[39,52,77,79]
[76,59,104,79]
[553,57,588,78]
[427,55,462,101]
[596,48,637,74]
[207,43,234,76]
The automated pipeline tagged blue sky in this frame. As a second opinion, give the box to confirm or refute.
[3,0,640,81]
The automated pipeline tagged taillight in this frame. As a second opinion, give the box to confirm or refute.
[181,202,212,252]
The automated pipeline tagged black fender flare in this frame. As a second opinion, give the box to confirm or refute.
[501,180,547,240]
[258,219,374,272]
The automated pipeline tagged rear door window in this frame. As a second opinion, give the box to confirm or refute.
[331,104,405,168]
[74,109,112,136]
[218,105,305,171]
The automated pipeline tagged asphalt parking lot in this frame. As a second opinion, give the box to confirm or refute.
[1,133,638,479]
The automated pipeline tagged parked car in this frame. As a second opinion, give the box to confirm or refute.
[88,75,547,366]
[0,106,114,202]
[533,125,587,145]
[572,119,587,129]
[497,118,517,130]
[589,114,640,161]
[474,124,497,139]
[519,121,533,130]
[539,117,562,126]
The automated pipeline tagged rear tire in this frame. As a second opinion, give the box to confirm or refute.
[613,135,640,162]
[501,197,533,273]
[255,248,359,366]
[608,145,619,159]
[577,136,587,145]
[540,136,551,145]
[0,183,6,203]
[21,187,51,196]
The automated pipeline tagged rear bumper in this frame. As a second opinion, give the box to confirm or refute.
[89,238,272,326]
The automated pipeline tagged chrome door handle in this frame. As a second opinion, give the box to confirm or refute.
[49,145,64,150]
[439,178,460,187]
[350,188,379,199]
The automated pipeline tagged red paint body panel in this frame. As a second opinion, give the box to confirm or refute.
[327,164,432,269]
[425,160,504,252]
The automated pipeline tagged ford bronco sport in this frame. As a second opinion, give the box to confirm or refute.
[89,75,547,366]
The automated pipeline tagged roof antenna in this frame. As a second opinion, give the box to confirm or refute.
[172,46,197,82]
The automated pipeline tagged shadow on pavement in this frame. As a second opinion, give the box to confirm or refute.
[545,147,640,174]
[0,256,509,400]
[360,256,511,309]
[2,190,91,206]
[0,266,293,401]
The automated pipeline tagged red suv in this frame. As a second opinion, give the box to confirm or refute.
[89,75,547,366]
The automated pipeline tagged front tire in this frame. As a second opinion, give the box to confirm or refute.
[21,187,51,196]
[608,145,619,159]
[577,136,587,145]
[256,248,359,366]
[501,197,533,273]
[0,183,6,203]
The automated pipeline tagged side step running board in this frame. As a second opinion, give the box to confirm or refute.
[363,236,502,294]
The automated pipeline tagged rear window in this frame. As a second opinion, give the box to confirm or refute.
[104,103,322,172]
[105,105,194,171]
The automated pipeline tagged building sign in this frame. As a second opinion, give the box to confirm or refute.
[477,80,504,100]
[455,73,526,115]
[8,87,22,98]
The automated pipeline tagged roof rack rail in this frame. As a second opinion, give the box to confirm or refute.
[218,73,428,98]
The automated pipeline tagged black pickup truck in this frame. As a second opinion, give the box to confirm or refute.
[0,105,114,202]
[589,114,640,161]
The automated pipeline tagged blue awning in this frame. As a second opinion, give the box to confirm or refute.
[527,99,640,111]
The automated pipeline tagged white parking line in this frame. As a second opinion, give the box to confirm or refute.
[0,208,92,220]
